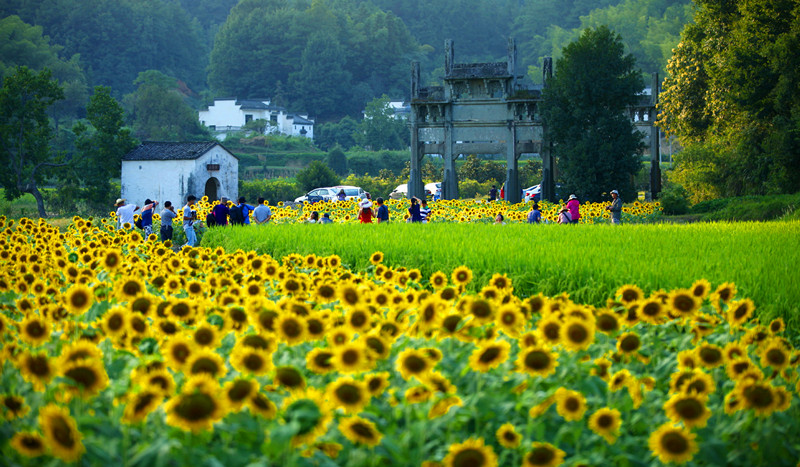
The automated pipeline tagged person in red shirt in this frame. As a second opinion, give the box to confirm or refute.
[358,198,374,223]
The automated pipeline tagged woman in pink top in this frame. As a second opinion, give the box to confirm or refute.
[566,194,580,224]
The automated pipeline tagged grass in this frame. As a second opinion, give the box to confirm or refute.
[202,221,800,335]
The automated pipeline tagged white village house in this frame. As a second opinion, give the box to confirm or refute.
[121,141,238,208]
[198,98,314,140]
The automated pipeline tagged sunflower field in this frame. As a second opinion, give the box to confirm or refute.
[1,216,799,466]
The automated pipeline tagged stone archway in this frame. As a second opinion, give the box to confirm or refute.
[204,177,220,201]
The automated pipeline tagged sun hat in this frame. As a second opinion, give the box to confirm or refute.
[115,198,125,205]
[611,190,619,195]
[359,199,373,208]
[569,194,577,200]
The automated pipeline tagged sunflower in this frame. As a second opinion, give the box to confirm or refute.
[10,431,47,458]
[588,407,621,444]
[726,357,756,381]
[666,289,700,318]
[554,387,587,421]
[338,282,362,308]
[18,315,51,347]
[737,380,777,416]
[496,422,521,448]
[305,312,328,340]
[616,284,644,305]
[429,271,448,290]
[186,348,227,379]
[468,340,510,373]
[327,328,353,347]
[222,378,255,412]
[689,279,711,300]
[711,282,737,304]
[101,307,128,339]
[340,415,383,447]
[495,304,524,337]
[759,340,791,371]
[274,365,307,391]
[664,393,711,428]
[248,392,277,419]
[648,423,698,465]
[17,351,55,391]
[116,277,146,301]
[768,317,785,334]
[361,333,392,360]
[516,345,559,378]
[608,369,631,393]
[333,342,372,374]
[230,347,273,376]
[326,377,369,414]
[164,374,227,433]
[442,437,497,467]
[638,298,664,324]
[364,371,391,397]
[1,394,29,421]
[695,343,724,368]
[60,358,109,399]
[282,388,331,447]
[275,313,308,346]
[369,251,384,265]
[616,332,641,356]
[522,442,566,467]
[63,284,93,315]
[396,348,434,381]
[121,390,162,424]
[594,309,620,334]
[306,348,336,374]
[428,395,463,419]
[559,318,595,351]
[162,336,195,372]
[39,404,85,462]
[450,266,473,287]
[346,307,372,333]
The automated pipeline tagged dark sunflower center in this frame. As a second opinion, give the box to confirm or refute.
[766,348,786,365]
[133,393,156,413]
[366,337,385,355]
[123,282,142,296]
[70,291,89,308]
[675,398,703,419]
[107,314,124,331]
[21,435,43,449]
[470,301,491,318]
[26,321,45,338]
[543,323,560,340]
[65,366,97,388]
[190,357,219,375]
[597,414,613,428]
[453,448,485,467]
[527,446,555,465]
[597,314,619,332]
[281,319,302,338]
[404,355,427,373]
[744,385,774,408]
[29,356,50,376]
[230,308,247,322]
[673,295,695,313]
[619,335,640,352]
[661,432,689,454]
[175,393,215,421]
[352,422,376,439]
[276,368,303,388]
[699,347,722,364]
[342,349,360,365]
[642,302,660,317]
[244,353,265,371]
[567,324,588,343]
[565,397,580,411]
[525,351,550,370]
[307,319,323,335]
[351,312,367,327]
[50,415,76,448]
[502,312,515,324]
[622,290,639,302]
[479,347,501,363]
[314,352,333,368]
[228,381,252,401]
[171,303,190,317]
[335,384,363,405]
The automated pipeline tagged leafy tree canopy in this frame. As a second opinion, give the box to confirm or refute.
[542,26,644,202]
[354,96,409,151]
[659,0,800,197]
[296,160,341,192]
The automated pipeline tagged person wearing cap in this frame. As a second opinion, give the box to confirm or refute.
[159,201,177,242]
[375,198,389,223]
[237,196,255,225]
[320,212,333,224]
[253,197,272,224]
[358,195,374,223]
[566,194,580,224]
[527,203,542,224]
[115,198,140,229]
[212,197,230,226]
[606,189,623,224]
[182,195,198,247]
[140,199,159,236]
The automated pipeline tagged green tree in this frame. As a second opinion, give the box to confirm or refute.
[658,0,800,197]
[354,96,408,150]
[125,71,211,142]
[289,32,352,118]
[542,26,644,202]
[457,154,506,184]
[295,160,340,192]
[315,116,358,151]
[0,67,64,217]
[70,86,138,212]
[326,146,348,176]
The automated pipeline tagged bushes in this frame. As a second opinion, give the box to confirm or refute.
[658,182,691,215]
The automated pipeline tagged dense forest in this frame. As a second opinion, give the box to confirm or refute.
[1,0,692,123]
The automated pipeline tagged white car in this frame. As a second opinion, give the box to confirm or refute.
[390,183,435,200]
[331,185,366,201]
[294,187,338,203]
[523,185,541,202]
[425,182,442,200]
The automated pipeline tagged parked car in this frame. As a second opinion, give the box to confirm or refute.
[331,185,366,201]
[425,182,442,200]
[390,183,434,200]
[523,183,562,202]
[294,187,338,203]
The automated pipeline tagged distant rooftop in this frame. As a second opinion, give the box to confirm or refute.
[446,62,511,80]
[123,141,238,161]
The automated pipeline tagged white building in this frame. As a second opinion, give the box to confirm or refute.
[198,98,314,140]
[121,141,238,208]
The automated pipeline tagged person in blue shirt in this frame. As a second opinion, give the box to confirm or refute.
[375,198,390,223]
[212,197,230,226]
[237,196,255,225]
[527,203,542,224]
[408,197,422,222]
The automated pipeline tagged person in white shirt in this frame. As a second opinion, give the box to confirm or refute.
[182,195,198,247]
[115,198,139,229]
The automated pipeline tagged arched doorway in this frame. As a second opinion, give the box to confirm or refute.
[205,177,220,201]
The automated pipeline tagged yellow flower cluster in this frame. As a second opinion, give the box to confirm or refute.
[0,215,796,466]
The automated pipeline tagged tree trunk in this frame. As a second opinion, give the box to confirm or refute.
[22,184,48,218]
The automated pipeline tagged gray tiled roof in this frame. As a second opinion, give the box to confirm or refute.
[289,114,314,125]
[447,62,511,80]
[123,141,238,161]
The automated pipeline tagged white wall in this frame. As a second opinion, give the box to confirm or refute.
[199,99,245,128]
[121,146,238,209]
